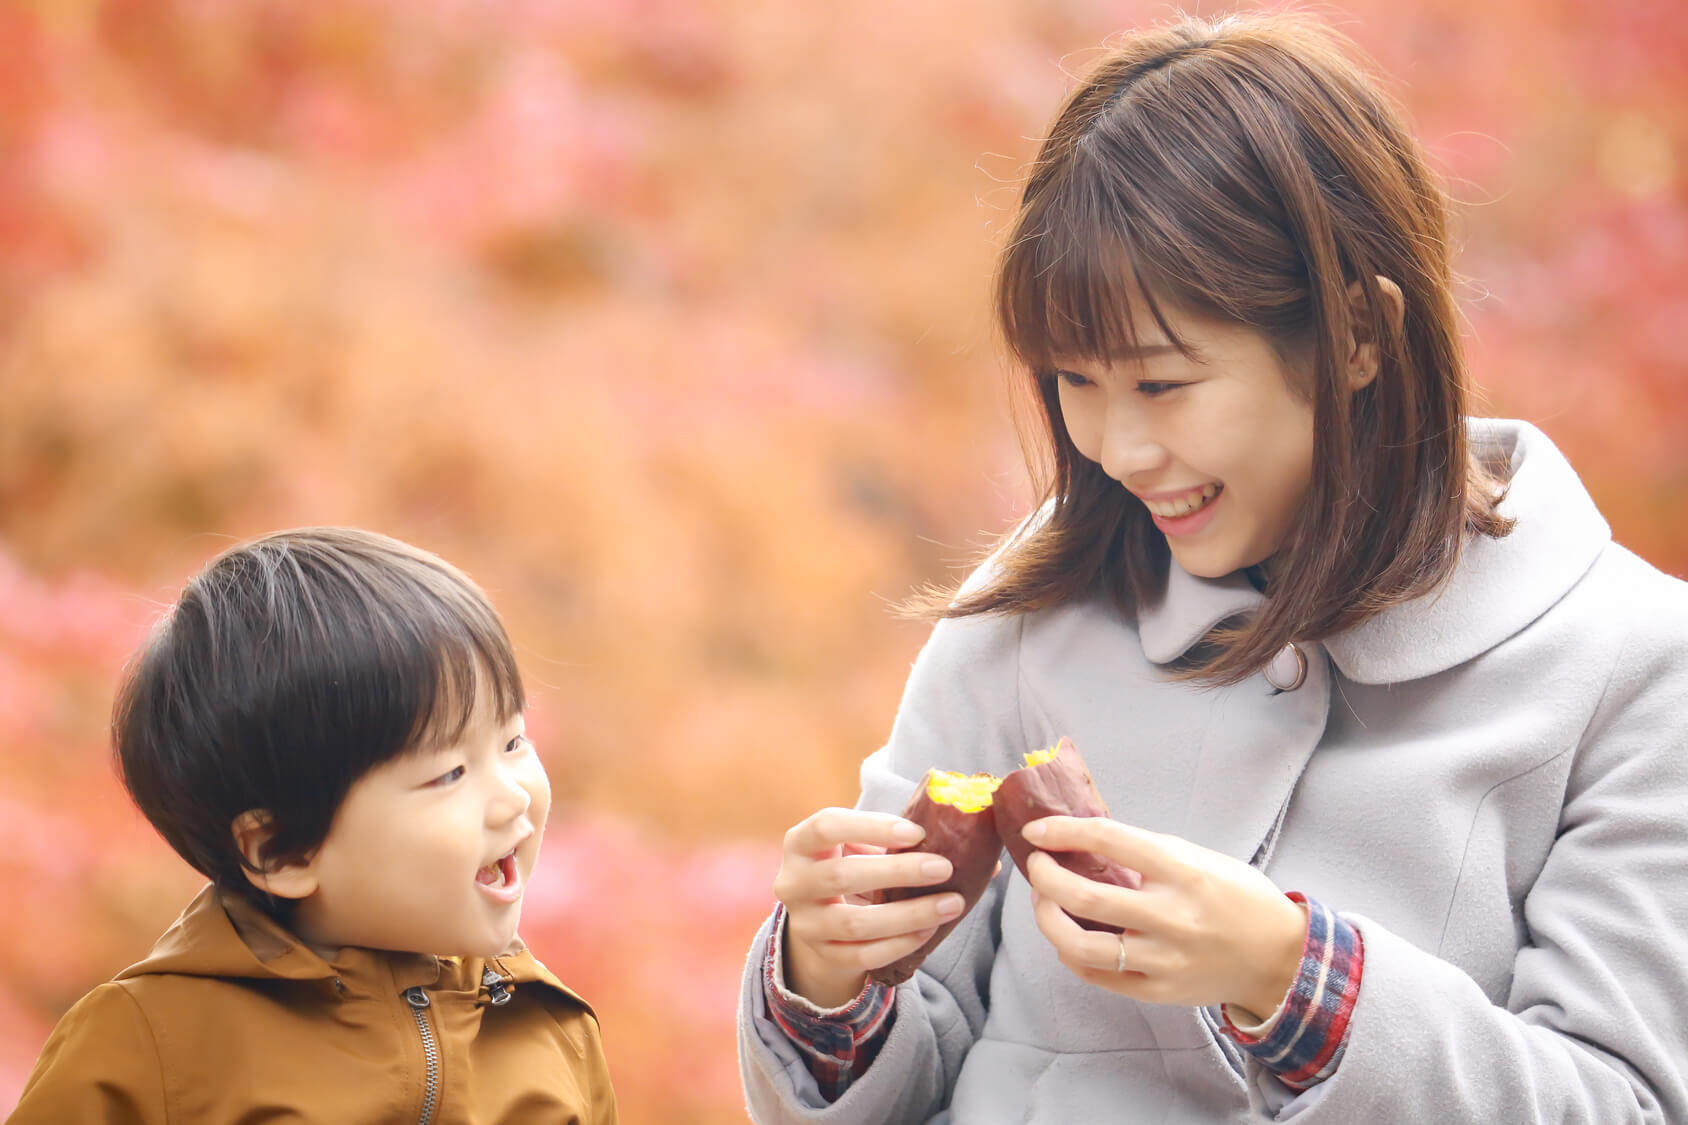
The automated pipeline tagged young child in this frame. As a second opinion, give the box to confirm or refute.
[11,528,618,1123]
[739,13,1688,1124]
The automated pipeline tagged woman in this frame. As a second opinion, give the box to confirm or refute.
[737,13,1688,1123]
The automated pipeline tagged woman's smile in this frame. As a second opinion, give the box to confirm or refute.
[1139,483,1224,533]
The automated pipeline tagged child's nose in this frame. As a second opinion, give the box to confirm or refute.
[486,764,533,824]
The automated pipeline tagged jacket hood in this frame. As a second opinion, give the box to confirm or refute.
[115,884,591,1010]
[1138,419,1612,684]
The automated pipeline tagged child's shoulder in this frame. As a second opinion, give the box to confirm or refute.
[9,979,169,1123]
[49,977,158,1043]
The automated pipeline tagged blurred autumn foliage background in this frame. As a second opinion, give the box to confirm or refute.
[1,0,1683,1120]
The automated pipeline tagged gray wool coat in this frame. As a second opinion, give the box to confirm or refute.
[737,420,1688,1123]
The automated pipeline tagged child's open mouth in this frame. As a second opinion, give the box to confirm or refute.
[472,851,516,891]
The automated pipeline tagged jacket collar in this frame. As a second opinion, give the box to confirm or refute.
[1136,419,1610,685]
[116,884,593,1011]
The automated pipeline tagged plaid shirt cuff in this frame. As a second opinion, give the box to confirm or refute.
[1219,892,1364,1091]
[761,903,896,1102]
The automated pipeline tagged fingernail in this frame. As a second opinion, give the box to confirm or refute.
[1028,889,1042,906]
[1022,820,1046,842]
[935,894,964,919]
[921,857,950,879]
[892,820,924,844]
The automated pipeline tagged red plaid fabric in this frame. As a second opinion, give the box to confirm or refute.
[761,904,896,1101]
[1220,892,1365,1090]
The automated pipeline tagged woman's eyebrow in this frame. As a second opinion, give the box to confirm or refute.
[1055,342,1182,368]
[1105,341,1190,364]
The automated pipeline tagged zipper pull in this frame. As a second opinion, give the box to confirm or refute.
[404,986,431,1009]
[481,967,512,1007]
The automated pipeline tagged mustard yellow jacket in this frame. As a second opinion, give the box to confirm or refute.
[10,885,617,1124]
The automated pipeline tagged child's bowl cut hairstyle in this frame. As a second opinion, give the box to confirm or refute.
[113,528,525,903]
[958,14,1509,683]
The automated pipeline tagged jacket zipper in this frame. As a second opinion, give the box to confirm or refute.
[403,986,440,1125]
[482,966,512,1006]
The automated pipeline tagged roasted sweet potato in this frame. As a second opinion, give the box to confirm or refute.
[993,736,1141,933]
[868,769,1003,987]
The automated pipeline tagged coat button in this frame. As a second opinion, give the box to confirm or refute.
[1265,643,1307,692]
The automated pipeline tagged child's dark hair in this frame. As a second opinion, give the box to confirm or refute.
[113,527,525,901]
[948,13,1512,684]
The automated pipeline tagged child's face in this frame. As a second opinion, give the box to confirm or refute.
[286,687,551,958]
[1052,300,1316,580]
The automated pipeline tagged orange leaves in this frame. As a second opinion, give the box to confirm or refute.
[0,1,1685,1121]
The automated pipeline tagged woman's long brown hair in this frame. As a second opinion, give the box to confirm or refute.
[941,13,1511,685]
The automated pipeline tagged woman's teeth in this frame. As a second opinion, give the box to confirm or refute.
[1144,483,1220,518]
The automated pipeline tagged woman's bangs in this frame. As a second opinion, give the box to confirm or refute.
[999,178,1188,374]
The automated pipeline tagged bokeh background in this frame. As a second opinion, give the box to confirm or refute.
[1,0,1683,1120]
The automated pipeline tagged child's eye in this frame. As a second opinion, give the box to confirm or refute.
[505,735,530,754]
[429,765,467,786]
[1053,369,1094,388]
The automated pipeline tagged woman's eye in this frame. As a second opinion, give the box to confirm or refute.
[1136,381,1184,396]
[430,765,466,786]
[1053,369,1094,388]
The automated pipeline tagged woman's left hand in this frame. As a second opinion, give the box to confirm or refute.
[1022,816,1307,1020]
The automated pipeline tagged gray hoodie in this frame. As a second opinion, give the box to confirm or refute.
[738,420,1688,1123]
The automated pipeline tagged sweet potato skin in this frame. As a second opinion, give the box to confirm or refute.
[994,737,1141,933]
[867,772,1002,987]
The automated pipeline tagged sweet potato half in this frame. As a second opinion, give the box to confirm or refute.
[868,769,1002,987]
[993,736,1141,933]
[866,739,1137,982]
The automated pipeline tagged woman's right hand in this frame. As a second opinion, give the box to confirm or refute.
[773,807,966,1008]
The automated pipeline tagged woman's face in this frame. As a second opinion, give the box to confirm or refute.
[1053,300,1316,580]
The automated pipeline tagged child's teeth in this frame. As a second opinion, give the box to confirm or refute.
[478,850,520,889]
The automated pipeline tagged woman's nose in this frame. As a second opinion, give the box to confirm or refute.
[1099,406,1169,482]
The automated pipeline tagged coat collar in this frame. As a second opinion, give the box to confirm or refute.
[1137,560,1261,665]
[1136,419,1611,685]
[116,884,593,1012]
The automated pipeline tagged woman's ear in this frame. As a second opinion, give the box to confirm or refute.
[231,810,320,900]
[1342,275,1405,392]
